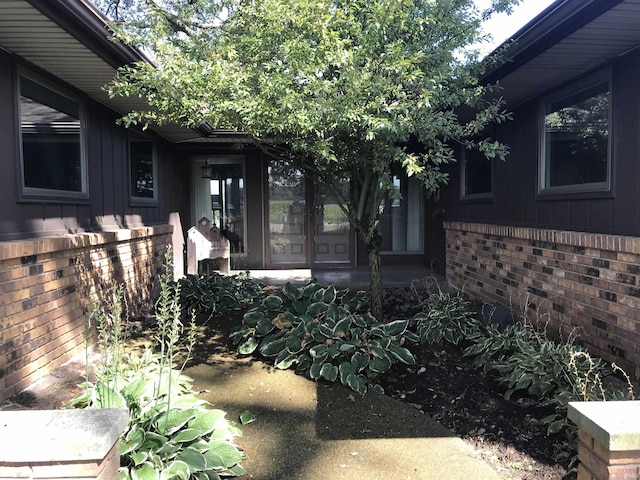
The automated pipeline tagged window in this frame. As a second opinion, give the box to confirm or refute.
[539,71,611,194]
[209,158,246,255]
[379,170,423,253]
[19,73,86,198]
[130,136,157,201]
[461,147,492,200]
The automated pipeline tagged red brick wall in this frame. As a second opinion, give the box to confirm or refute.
[0,226,173,403]
[445,222,640,379]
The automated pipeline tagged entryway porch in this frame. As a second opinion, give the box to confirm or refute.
[234,265,446,289]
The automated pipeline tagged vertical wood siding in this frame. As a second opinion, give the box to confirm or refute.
[446,48,640,237]
[0,51,188,242]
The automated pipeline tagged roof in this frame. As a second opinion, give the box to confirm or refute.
[482,0,640,106]
[0,0,204,143]
[7,1,637,140]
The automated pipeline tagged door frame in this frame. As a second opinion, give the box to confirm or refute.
[264,163,354,269]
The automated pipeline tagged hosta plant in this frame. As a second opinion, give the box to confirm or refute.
[488,329,634,435]
[70,247,245,480]
[175,272,263,319]
[69,352,245,480]
[463,313,634,437]
[464,321,534,373]
[413,292,480,346]
[230,280,418,395]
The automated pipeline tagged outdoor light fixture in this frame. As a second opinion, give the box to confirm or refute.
[201,161,213,179]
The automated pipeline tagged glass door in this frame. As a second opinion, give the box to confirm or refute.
[267,163,308,265]
[312,180,351,264]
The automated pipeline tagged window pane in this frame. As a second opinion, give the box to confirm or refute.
[130,140,155,198]
[268,162,306,263]
[20,76,83,192]
[210,162,245,254]
[380,173,422,253]
[464,149,492,196]
[544,82,609,188]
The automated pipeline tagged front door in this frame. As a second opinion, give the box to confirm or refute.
[267,163,352,267]
[267,164,308,265]
[312,180,351,265]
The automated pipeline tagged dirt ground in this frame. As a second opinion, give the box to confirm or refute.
[2,288,574,479]
[380,344,573,480]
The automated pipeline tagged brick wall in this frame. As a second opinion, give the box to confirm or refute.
[444,221,640,379]
[0,226,173,403]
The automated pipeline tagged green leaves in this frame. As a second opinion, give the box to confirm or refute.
[155,409,197,436]
[230,280,416,394]
[104,0,522,321]
[237,336,259,355]
[175,273,262,319]
[239,410,256,425]
[414,293,480,346]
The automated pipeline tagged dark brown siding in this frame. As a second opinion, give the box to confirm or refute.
[0,51,188,242]
[446,48,640,237]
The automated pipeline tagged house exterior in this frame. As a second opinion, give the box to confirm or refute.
[0,0,435,402]
[443,0,640,378]
[3,0,639,404]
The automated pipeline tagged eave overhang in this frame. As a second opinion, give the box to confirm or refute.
[481,0,640,107]
[0,0,204,143]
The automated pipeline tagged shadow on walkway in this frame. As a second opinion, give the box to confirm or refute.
[186,359,498,480]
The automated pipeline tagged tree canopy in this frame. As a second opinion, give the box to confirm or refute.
[98,0,520,318]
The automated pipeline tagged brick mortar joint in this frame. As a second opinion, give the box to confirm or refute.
[444,222,636,254]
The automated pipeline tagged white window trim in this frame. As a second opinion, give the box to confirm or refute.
[129,133,159,204]
[538,68,612,196]
[18,68,88,200]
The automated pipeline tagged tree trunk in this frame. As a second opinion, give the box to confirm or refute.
[366,237,384,320]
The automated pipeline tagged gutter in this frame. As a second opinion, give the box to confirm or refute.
[482,0,625,84]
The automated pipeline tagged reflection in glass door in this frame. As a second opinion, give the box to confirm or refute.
[268,164,307,264]
[313,181,351,264]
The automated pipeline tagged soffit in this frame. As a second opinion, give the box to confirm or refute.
[0,0,202,143]
[490,0,640,107]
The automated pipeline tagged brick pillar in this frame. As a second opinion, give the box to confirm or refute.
[0,409,129,480]
[568,401,640,480]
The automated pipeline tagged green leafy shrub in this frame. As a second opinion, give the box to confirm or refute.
[413,292,480,345]
[230,280,418,395]
[70,247,245,480]
[491,331,633,435]
[176,272,263,318]
[462,312,635,437]
[464,321,535,373]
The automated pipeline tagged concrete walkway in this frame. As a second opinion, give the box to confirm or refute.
[191,267,493,479]
[186,360,499,480]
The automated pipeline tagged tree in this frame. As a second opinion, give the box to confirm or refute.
[99,0,520,319]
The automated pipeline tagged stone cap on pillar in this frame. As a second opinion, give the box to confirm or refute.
[0,408,129,462]
[568,401,640,451]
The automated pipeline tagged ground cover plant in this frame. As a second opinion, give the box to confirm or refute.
[69,249,246,480]
[175,272,263,319]
[229,280,418,394]
[381,287,636,479]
